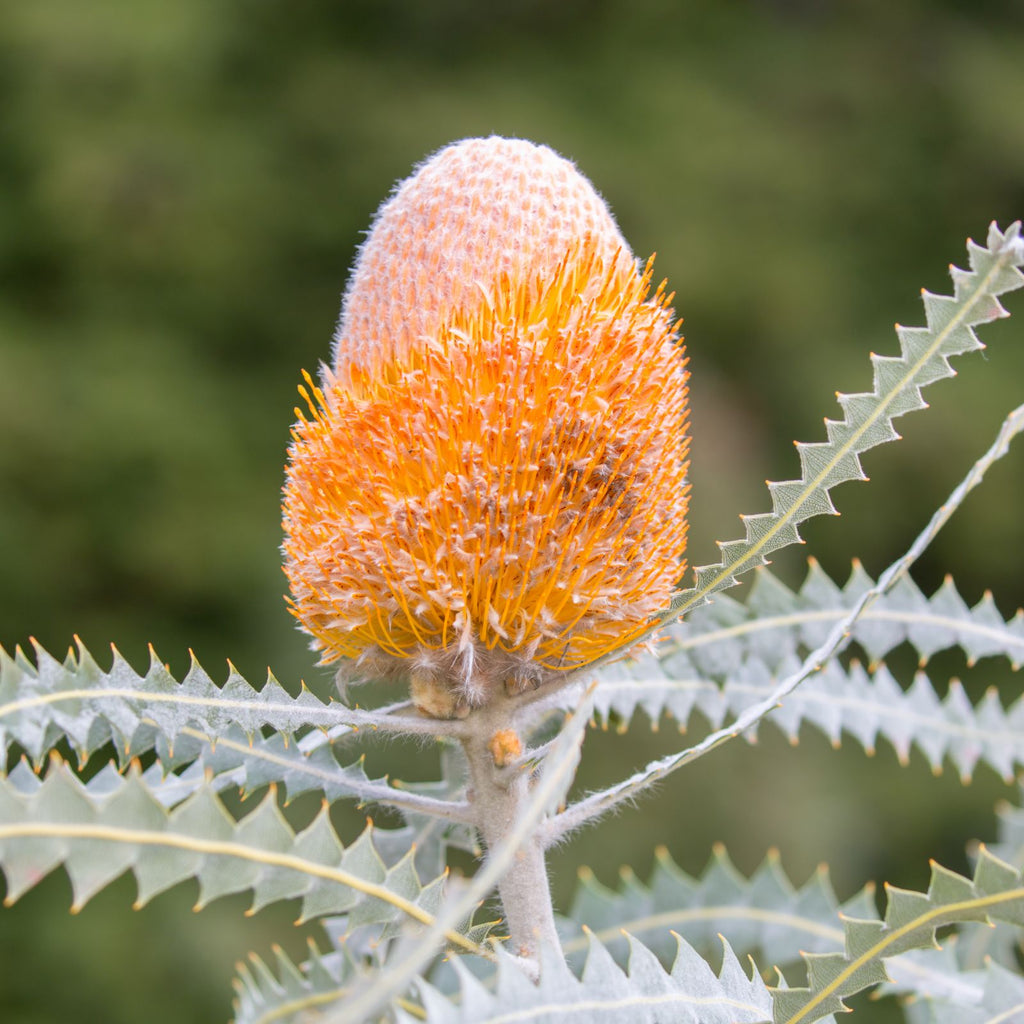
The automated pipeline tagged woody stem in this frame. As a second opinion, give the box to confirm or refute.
[461,721,562,962]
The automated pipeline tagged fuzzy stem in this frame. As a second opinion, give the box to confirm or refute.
[546,401,1024,843]
[461,717,561,960]
[331,686,593,1024]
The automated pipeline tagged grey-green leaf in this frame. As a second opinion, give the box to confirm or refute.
[589,562,1024,783]
[878,942,986,1010]
[893,958,1024,1024]
[0,761,485,955]
[233,941,359,1024]
[675,562,1024,680]
[559,844,871,973]
[0,639,344,771]
[591,221,1024,670]
[405,933,773,1023]
[771,847,1024,1023]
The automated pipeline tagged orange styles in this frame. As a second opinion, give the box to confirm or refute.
[282,138,690,717]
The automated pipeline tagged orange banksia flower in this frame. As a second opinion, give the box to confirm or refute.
[282,137,690,718]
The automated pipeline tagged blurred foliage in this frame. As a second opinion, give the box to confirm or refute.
[0,1,1023,1021]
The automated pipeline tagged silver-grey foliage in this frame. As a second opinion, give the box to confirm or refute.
[406,934,774,1024]
[0,761,473,940]
[587,559,1024,780]
[2,224,1024,1023]
[772,846,1024,1023]
[558,844,872,971]
[233,940,362,1024]
[591,220,1024,668]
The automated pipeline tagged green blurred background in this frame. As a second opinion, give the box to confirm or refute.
[1,1,1023,1020]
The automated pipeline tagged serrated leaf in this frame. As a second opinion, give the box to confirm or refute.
[405,933,773,1023]
[0,639,346,771]
[132,722,475,878]
[878,941,986,1007]
[588,562,1024,783]
[771,847,1024,1023]
[233,940,360,1024]
[0,638,458,779]
[889,957,1024,1024]
[591,562,1024,731]
[588,221,1024,672]
[555,392,1024,835]
[703,561,1024,674]
[558,844,873,974]
[737,657,1024,782]
[233,913,501,1024]
[980,783,1024,874]
[593,647,1024,785]
[0,761,484,955]
[0,640,472,864]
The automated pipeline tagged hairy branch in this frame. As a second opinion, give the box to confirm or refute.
[547,402,1024,842]
[327,683,597,1024]
[172,725,473,822]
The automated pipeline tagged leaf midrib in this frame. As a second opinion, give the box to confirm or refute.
[0,820,483,956]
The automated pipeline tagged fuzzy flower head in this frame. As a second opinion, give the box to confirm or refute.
[282,137,690,717]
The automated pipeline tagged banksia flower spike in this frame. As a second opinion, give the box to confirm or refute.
[283,137,690,718]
